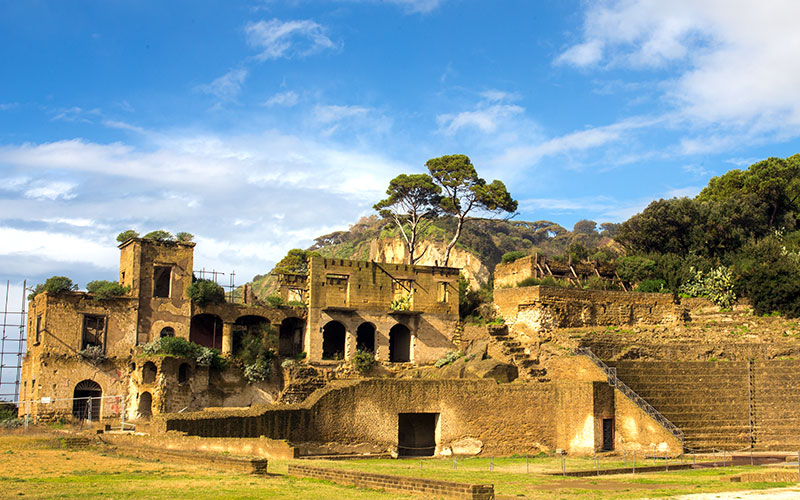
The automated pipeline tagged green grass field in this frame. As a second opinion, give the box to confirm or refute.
[1,432,796,500]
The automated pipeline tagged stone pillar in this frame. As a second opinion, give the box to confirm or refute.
[221,322,234,355]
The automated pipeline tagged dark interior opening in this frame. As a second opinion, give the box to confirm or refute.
[142,361,157,384]
[81,315,105,350]
[356,322,375,353]
[178,363,191,384]
[159,327,175,338]
[322,321,346,360]
[189,314,223,350]
[398,412,437,457]
[153,266,171,298]
[602,418,614,451]
[279,317,305,357]
[138,392,152,418]
[389,324,411,362]
[72,380,102,421]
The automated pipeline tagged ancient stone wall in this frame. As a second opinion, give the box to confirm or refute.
[495,286,685,331]
[288,464,494,500]
[306,256,460,363]
[102,432,296,460]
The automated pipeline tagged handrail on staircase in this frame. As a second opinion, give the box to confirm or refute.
[574,347,685,444]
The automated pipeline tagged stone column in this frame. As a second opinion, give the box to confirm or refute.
[221,322,234,355]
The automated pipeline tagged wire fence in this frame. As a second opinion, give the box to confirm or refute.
[19,394,131,430]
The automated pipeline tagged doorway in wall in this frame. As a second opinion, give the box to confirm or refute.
[398,412,437,457]
[602,418,614,451]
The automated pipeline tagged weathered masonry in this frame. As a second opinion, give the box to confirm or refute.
[301,256,460,364]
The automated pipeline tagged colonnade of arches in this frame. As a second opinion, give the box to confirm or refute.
[321,320,411,362]
[187,314,306,358]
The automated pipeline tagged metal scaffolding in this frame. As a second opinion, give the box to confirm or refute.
[0,280,26,403]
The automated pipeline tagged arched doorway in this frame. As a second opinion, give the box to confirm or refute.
[72,380,102,421]
[138,392,152,418]
[279,317,305,357]
[189,314,223,349]
[389,324,411,362]
[233,315,270,354]
[142,361,157,384]
[356,322,375,353]
[322,321,346,360]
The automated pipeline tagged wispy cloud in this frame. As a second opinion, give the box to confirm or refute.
[264,90,299,107]
[437,103,524,135]
[245,19,338,60]
[24,181,77,201]
[198,68,249,101]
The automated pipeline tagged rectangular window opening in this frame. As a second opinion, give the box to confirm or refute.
[35,315,42,344]
[82,315,106,351]
[153,266,172,298]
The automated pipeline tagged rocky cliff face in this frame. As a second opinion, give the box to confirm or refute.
[368,238,489,287]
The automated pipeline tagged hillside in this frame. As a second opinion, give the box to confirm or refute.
[249,215,621,299]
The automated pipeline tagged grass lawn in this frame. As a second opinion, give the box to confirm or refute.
[2,431,796,500]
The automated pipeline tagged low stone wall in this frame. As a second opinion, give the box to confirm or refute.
[109,442,268,475]
[495,286,684,331]
[287,463,494,499]
[102,432,296,460]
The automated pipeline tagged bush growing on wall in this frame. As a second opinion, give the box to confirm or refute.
[187,279,225,306]
[501,250,527,263]
[28,276,78,300]
[116,229,139,243]
[351,349,375,373]
[86,280,130,300]
[141,336,224,368]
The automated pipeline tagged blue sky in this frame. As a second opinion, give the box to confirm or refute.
[2,0,800,292]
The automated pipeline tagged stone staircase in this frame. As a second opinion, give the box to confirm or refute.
[488,326,549,381]
[753,360,800,450]
[611,360,750,451]
[278,366,328,404]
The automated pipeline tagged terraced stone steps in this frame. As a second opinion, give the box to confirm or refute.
[488,327,549,381]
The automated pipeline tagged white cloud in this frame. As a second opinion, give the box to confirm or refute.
[198,68,249,101]
[313,104,370,124]
[264,90,299,107]
[0,226,117,268]
[437,103,524,135]
[24,181,77,201]
[381,0,444,14]
[557,1,800,133]
[245,19,337,60]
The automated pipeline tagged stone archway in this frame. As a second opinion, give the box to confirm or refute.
[322,321,346,360]
[72,380,102,421]
[190,314,223,349]
[389,324,411,363]
[356,322,376,353]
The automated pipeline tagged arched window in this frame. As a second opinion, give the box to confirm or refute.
[142,361,157,384]
[389,324,411,363]
[159,327,175,338]
[356,323,375,353]
[72,380,102,421]
[138,392,152,418]
[322,321,346,360]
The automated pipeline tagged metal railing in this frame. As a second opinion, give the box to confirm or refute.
[574,347,685,444]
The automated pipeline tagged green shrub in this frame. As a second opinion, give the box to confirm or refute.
[434,350,463,368]
[80,345,106,364]
[390,294,412,311]
[187,279,225,306]
[142,336,224,368]
[86,280,130,300]
[116,229,139,243]
[235,324,276,382]
[286,300,306,307]
[681,266,737,308]
[351,350,375,373]
[518,276,540,287]
[636,279,668,293]
[143,230,174,242]
[175,232,194,242]
[265,295,285,307]
[501,250,527,264]
[616,255,657,283]
[28,276,77,300]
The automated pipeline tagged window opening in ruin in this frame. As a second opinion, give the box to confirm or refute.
[356,323,375,353]
[178,363,191,384]
[142,361,157,384]
[72,380,102,421]
[159,327,175,338]
[138,391,152,418]
[322,321,346,360]
[189,314,223,350]
[602,418,614,451]
[81,315,105,351]
[397,413,437,457]
[437,282,448,303]
[279,317,305,357]
[389,324,411,362]
[35,314,42,344]
[153,266,172,298]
